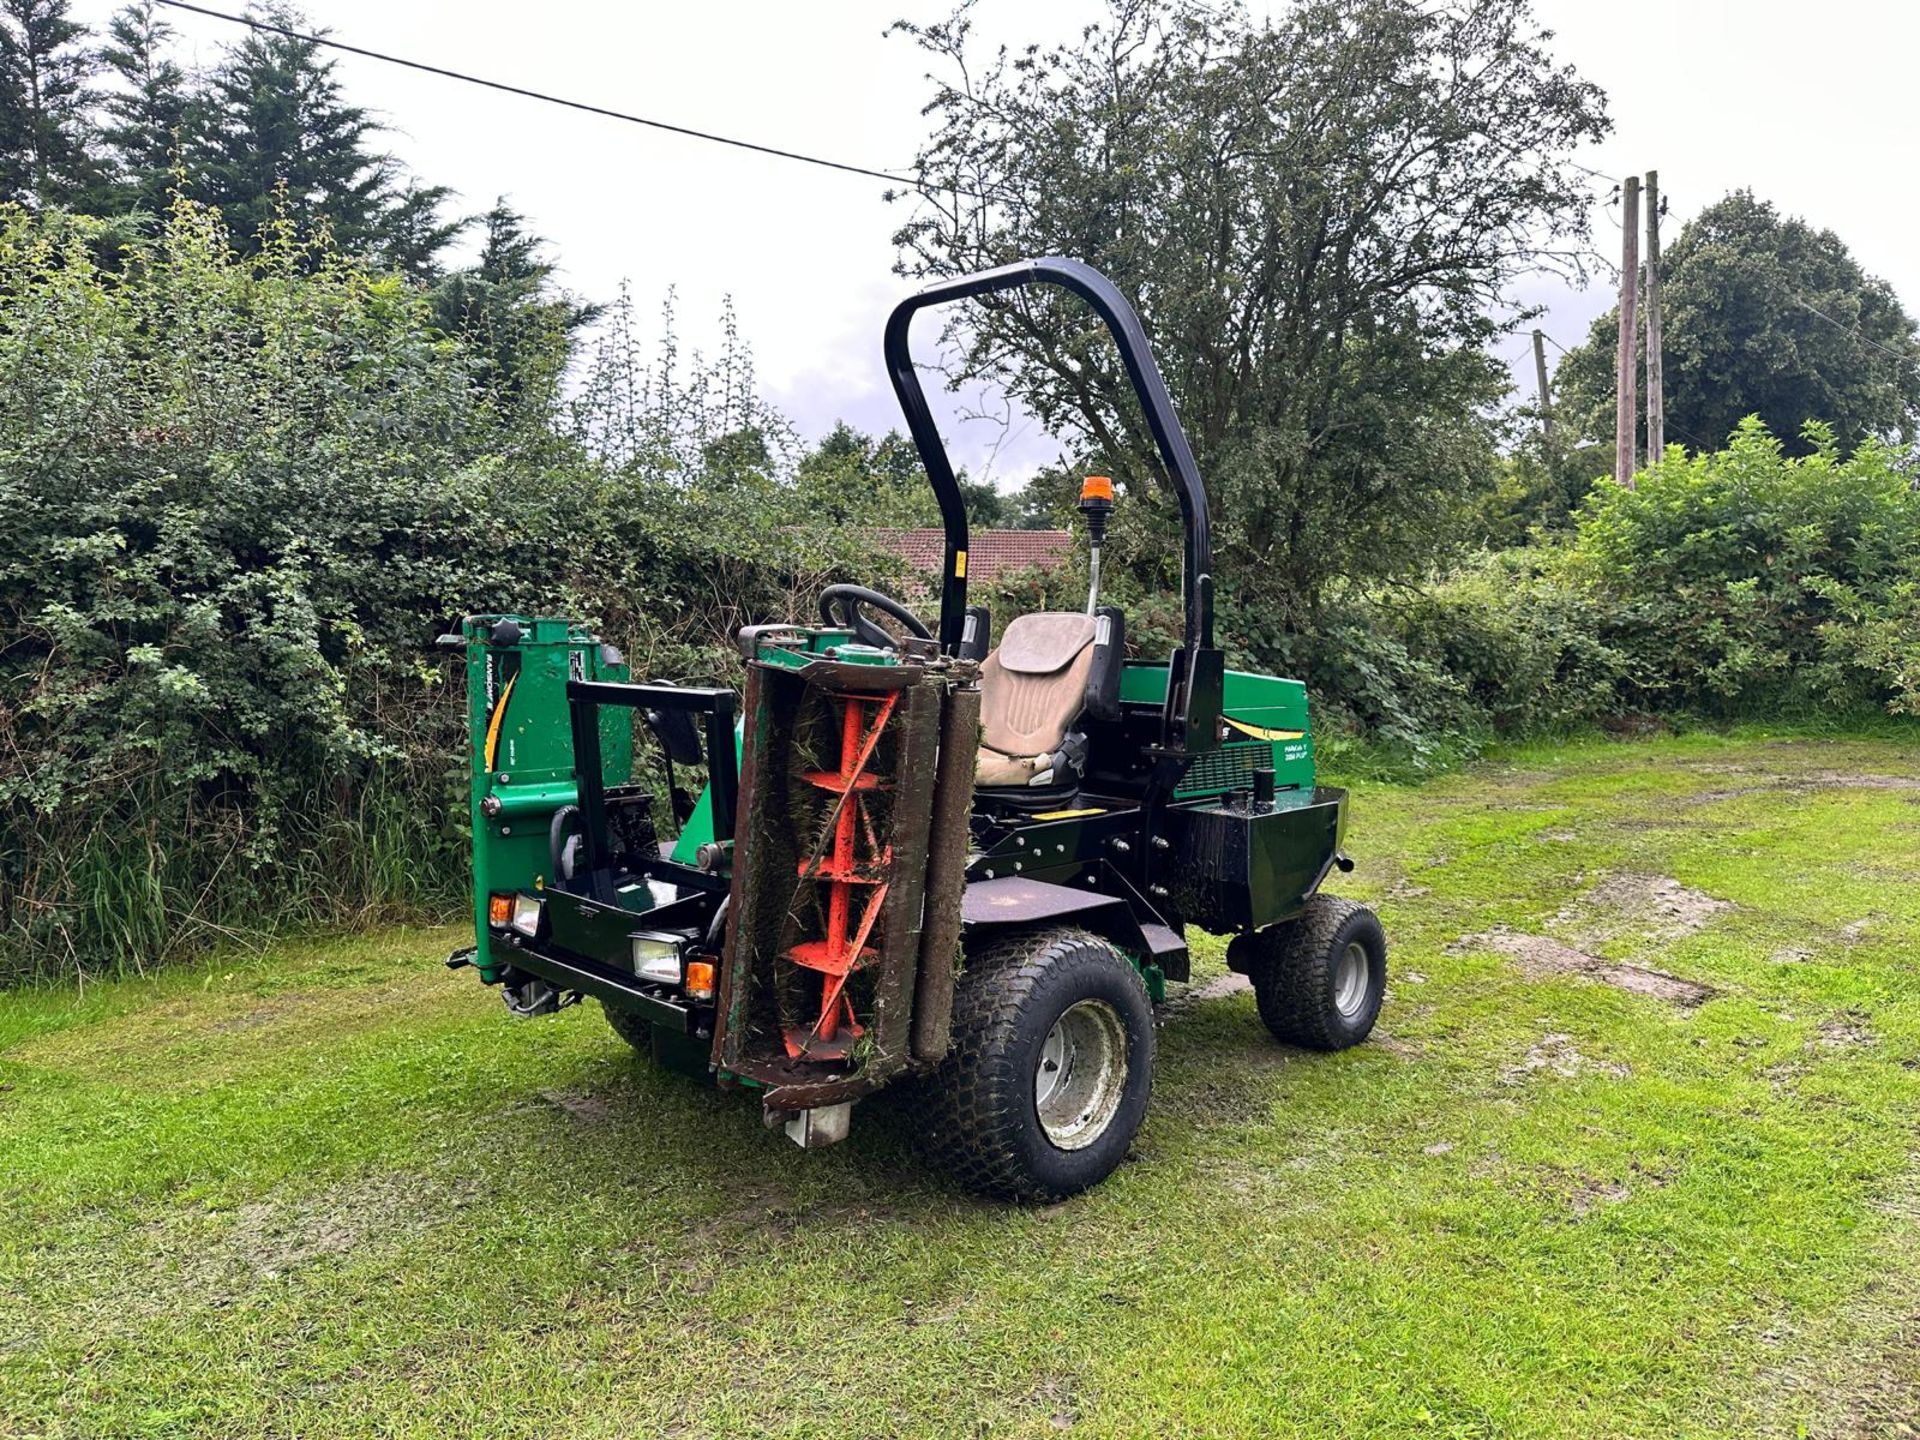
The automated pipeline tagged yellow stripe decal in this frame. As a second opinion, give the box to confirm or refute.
[483,672,518,772]
[1226,718,1305,742]
[1030,806,1108,821]
[954,550,967,578]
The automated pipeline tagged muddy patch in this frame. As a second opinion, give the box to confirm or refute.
[1680,785,1779,805]
[1499,1031,1632,1085]
[1817,1014,1876,1051]
[105,1169,457,1321]
[1370,1030,1424,1058]
[1680,769,1920,807]
[214,1175,430,1277]
[1456,929,1715,1007]
[1805,770,1920,792]
[1567,1177,1634,1216]
[675,1181,915,1258]
[1160,972,1251,1017]
[1556,872,1733,944]
[539,1087,618,1123]
[210,991,323,1033]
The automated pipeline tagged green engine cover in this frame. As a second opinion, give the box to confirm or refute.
[1119,662,1318,797]
[462,615,632,981]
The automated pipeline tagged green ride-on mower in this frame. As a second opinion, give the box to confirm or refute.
[445,258,1387,1200]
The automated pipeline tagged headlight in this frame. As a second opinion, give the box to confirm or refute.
[509,893,545,938]
[630,932,683,986]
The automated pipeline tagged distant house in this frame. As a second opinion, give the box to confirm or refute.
[865,528,1071,596]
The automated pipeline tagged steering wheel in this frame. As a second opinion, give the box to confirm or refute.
[818,584,932,650]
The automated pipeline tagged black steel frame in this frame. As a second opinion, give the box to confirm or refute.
[565,680,737,904]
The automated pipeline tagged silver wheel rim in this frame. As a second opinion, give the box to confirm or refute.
[1034,999,1129,1150]
[1333,940,1370,1018]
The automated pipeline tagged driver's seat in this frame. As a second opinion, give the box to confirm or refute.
[975,608,1124,787]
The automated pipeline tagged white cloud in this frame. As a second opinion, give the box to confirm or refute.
[87,0,1917,471]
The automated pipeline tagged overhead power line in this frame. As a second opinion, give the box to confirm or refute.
[1790,296,1916,366]
[153,0,931,194]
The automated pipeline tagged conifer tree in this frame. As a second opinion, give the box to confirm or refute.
[430,198,599,408]
[192,3,457,272]
[95,0,192,215]
[0,0,99,207]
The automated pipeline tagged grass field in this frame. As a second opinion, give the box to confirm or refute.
[4,730,1918,1438]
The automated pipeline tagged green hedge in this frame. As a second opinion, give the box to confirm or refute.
[1574,419,1920,716]
[0,205,881,983]
[1327,419,1920,766]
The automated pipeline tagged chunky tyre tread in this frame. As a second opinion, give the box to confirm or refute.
[919,928,1152,1202]
[1250,895,1386,1051]
[602,1001,654,1057]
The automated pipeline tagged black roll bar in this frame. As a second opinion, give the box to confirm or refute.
[882,257,1214,660]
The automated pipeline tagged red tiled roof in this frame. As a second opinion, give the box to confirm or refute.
[863,528,1072,585]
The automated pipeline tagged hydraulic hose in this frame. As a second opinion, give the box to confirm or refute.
[548,804,582,880]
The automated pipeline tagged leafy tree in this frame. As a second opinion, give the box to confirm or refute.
[790,422,1005,529]
[0,0,99,206]
[796,422,928,526]
[892,0,1609,640]
[191,3,458,275]
[95,0,194,216]
[1553,190,1920,456]
[429,199,598,413]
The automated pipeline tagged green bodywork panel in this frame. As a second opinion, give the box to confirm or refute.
[1119,661,1317,797]
[667,729,739,866]
[748,627,894,669]
[462,615,632,981]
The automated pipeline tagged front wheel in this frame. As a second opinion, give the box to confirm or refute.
[601,1000,655,1059]
[1230,896,1387,1051]
[920,928,1154,1202]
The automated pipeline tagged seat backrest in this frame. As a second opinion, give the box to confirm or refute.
[977,612,1098,762]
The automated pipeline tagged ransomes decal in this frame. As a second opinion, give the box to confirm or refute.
[483,670,518,773]
[1225,717,1306,742]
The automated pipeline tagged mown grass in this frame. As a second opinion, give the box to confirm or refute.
[3,729,1918,1438]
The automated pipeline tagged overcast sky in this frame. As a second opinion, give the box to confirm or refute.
[84,0,1920,483]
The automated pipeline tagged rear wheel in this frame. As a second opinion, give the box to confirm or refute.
[1232,896,1387,1051]
[920,928,1154,1202]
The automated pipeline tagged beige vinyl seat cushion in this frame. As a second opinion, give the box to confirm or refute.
[975,612,1098,786]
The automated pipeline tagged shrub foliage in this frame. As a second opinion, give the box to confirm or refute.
[0,203,877,982]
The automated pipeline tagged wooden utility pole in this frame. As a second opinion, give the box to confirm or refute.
[1643,169,1664,464]
[1614,174,1640,488]
[1532,328,1554,439]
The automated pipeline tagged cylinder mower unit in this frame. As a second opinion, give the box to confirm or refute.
[713,639,978,1128]
[446,257,1389,1202]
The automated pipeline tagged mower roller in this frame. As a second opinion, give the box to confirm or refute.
[445,257,1387,1200]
